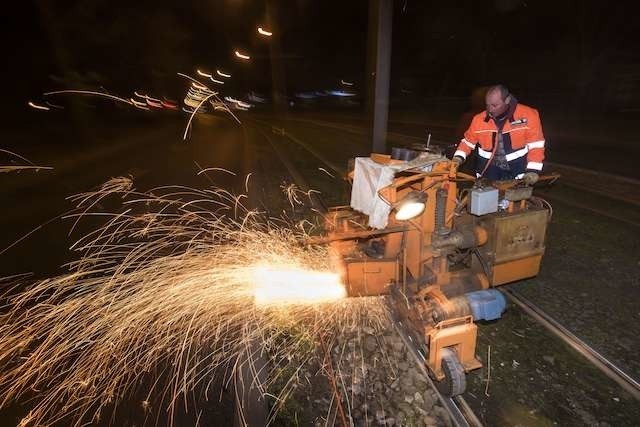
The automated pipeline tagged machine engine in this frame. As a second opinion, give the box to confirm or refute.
[318,151,551,395]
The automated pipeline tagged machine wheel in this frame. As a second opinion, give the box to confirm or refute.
[436,348,466,397]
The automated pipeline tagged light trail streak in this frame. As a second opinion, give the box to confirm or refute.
[257,27,273,37]
[45,101,64,109]
[209,77,225,84]
[0,177,387,426]
[191,81,208,91]
[177,72,241,125]
[146,99,163,108]
[130,98,149,109]
[196,69,212,78]
[27,101,50,111]
[183,92,217,140]
[44,90,133,105]
[235,50,251,60]
[216,69,231,78]
[161,100,178,110]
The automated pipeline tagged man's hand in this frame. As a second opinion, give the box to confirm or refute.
[452,156,464,166]
[523,171,539,185]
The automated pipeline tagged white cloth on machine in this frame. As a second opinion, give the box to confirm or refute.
[350,157,395,229]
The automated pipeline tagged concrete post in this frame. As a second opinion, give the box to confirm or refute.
[366,0,393,154]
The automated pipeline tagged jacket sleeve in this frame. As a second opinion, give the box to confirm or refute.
[524,109,545,172]
[454,118,478,159]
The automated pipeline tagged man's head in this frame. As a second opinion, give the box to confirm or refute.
[485,84,512,118]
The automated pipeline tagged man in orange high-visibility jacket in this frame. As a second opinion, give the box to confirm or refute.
[452,85,545,184]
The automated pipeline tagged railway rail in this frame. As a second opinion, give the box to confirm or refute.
[388,304,483,427]
[501,287,640,401]
[249,119,482,426]
[244,115,639,425]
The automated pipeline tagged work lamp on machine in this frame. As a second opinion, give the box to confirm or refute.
[394,191,427,220]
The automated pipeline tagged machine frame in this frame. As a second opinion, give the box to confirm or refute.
[317,153,552,394]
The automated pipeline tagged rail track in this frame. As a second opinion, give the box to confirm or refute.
[247,115,640,425]
[388,304,483,427]
[501,287,640,401]
[254,120,483,426]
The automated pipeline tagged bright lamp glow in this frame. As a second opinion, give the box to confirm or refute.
[395,191,427,220]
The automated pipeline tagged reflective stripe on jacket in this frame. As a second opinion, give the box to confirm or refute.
[454,103,545,176]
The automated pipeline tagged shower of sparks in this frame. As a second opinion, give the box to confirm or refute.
[281,182,321,209]
[0,149,52,173]
[0,176,387,426]
[318,167,335,178]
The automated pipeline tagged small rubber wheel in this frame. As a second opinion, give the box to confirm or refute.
[436,347,467,396]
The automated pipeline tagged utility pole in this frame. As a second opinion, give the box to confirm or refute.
[266,0,288,116]
[366,0,393,154]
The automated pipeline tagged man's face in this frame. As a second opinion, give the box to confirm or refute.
[485,90,510,118]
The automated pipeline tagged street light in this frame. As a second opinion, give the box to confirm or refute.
[257,27,272,37]
[235,50,251,60]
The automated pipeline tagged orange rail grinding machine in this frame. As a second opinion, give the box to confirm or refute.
[317,151,552,395]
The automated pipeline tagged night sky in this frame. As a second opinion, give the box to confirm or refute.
[3,0,640,115]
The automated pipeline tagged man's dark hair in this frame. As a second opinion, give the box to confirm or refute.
[487,84,510,100]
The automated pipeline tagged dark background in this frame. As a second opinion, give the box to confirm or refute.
[3,0,639,119]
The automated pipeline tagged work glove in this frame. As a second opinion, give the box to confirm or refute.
[523,171,539,185]
[452,156,464,166]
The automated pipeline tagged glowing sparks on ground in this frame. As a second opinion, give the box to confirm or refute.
[0,176,383,426]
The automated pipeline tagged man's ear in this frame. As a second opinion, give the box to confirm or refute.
[505,94,512,104]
